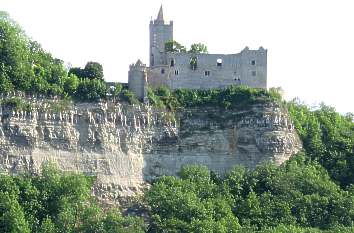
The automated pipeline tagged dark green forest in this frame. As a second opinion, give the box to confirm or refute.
[1,11,354,232]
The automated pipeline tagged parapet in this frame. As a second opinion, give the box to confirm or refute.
[129,60,146,71]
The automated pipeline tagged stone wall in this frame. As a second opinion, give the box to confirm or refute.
[0,97,301,199]
[147,47,267,91]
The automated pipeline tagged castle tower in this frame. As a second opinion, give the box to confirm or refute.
[149,5,173,67]
[128,60,148,102]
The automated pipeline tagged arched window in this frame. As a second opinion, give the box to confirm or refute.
[170,59,175,67]
[217,58,222,67]
[150,54,154,66]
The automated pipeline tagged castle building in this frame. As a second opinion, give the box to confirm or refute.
[128,6,267,100]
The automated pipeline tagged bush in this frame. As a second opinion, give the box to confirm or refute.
[0,164,147,233]
[119,89,140,105]
[148,85,282,111]
[75,78,107,101]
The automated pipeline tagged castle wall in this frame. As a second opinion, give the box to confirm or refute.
[146,65,170,88]
[147,47,267,90]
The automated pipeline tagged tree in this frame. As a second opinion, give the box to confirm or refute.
[109,83,123,102]
[38,217,57,233]
[119,89,139,105]
[146,165,240,232]
[68,67,85,79]
[165,40,187,53]
[84,61,104,80]
[63,74,79,95]
[189,43,208,54]
[75,78,107,101]
[103,210,146,233]
[0,11,33,91]
[0,69,14,94]
[288,101,354,188]
[0,192,31,233]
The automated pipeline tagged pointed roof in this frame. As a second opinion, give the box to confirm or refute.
[135,59,144,66]
[157,5,164,21]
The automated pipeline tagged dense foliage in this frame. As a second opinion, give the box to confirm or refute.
[143,101,353,232]
[288,101,354,188]
[0,12,109,101]
[165,40,208,53]
[0,165,146,233]
[146,157,354,232]
[148,85,282,111]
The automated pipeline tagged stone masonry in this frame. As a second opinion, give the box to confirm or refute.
[128,6,267,100]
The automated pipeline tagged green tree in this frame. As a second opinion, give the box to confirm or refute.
[120,89,140,105]
[0,12,67,96]
[63,74,79,96]
[146,165,240,232]
[0,192,31,233]
[165,40,187,53]
[103,210,146,233]
[0,67,14,94]
[38,217,57,233]
[288,101,354,187]
[189,43,208,54]
[84,61,104,80]
[76,78,107,101]
[0,11,32,91]
[110,83,123,102]
[68,67,85,79]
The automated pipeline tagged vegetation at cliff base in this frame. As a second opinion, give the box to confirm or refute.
[146,159,354,232]
[288,101,354,188]
[143,101,354,232]
[0,165,146,233]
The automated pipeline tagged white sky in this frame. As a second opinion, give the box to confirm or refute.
[1,0,353,113]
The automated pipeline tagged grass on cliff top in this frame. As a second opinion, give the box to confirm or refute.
[1,97,72,112]
[148,85,283,111]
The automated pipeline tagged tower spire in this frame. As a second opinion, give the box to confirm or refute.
[157,5,164,21]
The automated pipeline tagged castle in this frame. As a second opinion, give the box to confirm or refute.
[128,6,267,100]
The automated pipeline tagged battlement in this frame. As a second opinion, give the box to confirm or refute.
[129,60,146,71]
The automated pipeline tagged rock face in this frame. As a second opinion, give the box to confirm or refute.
[0,97,301,198]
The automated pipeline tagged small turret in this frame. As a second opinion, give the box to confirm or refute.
[128,60,148,101]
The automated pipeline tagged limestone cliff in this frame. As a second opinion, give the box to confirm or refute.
[0,97,301,199]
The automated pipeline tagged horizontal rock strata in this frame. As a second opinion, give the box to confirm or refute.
[0,97,301,198]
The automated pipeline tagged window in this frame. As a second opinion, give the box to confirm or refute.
[161,68,165,74]
[217,58,222,67]
[150,54,154,66]
[251,60,256,65]
[175,70,179,75]
[204,71,210,76]
[170,59,175,67]
[252,71,257,76]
